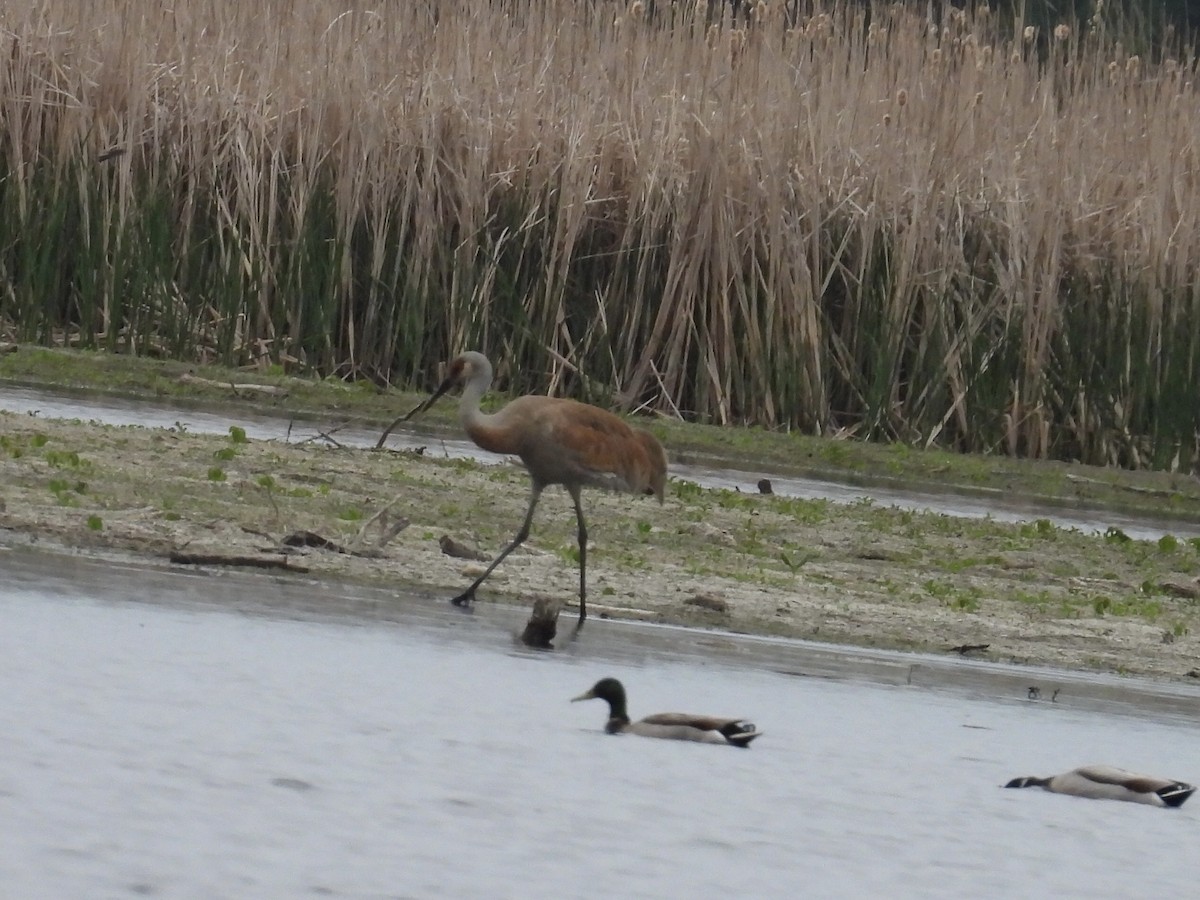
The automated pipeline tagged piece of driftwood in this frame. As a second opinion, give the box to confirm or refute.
[684,593,729,613]
[177,372,289,397]
[278,519,409,559]
[168,551,308,572]
[1158,579,1200,599]
[439,535,490,561]
[282,530,349,553]
[520,596,562,649]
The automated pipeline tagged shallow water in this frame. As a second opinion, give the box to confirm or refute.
[3,385,1197,541]
[2,546,1198,898]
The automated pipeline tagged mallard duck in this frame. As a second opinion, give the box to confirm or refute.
[571,677,761,747]
[1004,765,1195,807]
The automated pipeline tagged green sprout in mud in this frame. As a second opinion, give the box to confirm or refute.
[1105,527,1131,544]
[44,449,87,469]
[48,477,87,505]
[779,549,817,573]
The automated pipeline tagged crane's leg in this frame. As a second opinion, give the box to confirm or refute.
[569,486,588,624]
[452,484,543,610]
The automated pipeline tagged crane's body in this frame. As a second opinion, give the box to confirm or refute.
[404,351,667,623]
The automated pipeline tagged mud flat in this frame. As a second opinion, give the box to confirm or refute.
[3,397,1200,680]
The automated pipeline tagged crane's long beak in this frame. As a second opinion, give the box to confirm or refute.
[401,376,455,422]
[570,688,597,703]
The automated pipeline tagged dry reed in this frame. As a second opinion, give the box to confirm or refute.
[0,0,1197,470]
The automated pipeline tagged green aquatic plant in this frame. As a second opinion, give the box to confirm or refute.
[1,2,1198,471]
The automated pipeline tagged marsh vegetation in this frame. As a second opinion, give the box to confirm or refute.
[1,1,1198,470]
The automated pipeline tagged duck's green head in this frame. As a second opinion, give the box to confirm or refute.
[571,677,629,722]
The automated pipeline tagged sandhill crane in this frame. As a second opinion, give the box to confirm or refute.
[400,351,667,623]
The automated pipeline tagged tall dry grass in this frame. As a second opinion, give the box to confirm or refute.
[0,0,1198,470]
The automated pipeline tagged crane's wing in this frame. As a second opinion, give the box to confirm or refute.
[526,398,666,497]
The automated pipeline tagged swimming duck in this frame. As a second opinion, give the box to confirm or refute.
[1004,765,1195,807]
[571,677,761,747]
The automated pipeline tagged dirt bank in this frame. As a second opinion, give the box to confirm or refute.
[3,405,1199,681]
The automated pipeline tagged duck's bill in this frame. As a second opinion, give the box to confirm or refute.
[570,689,597,702]
[401,378,453,422]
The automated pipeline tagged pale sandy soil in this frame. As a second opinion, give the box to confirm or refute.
[2,409,1200,680]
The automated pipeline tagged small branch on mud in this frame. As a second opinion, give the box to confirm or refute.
[375,393,433,450]
[347,495,411,555]
[949,643,990,656]
[177,372,289,398]
[168,551,308,572]
[296,421,351,448]
[375,413,412,450]
[260,483,281,521]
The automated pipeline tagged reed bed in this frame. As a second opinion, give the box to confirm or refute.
[0,0,1197,470]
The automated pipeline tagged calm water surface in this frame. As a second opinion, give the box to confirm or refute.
[1,547,1198,898]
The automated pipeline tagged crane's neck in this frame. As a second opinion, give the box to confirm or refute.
[457,356,497,431]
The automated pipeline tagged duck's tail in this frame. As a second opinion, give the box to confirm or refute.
[1156,781,1195,808]
[720,721,761,748]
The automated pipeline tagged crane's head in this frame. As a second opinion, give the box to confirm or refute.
[401,351,493,421]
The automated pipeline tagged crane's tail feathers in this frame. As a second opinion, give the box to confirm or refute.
[1156,782,1196,808]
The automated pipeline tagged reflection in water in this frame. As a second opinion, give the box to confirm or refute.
[3,386,1197,541]
[1,546,1197,898]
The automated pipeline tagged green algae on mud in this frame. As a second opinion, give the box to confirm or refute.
[2,370,1200,680]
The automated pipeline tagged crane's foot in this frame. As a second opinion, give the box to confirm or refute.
[450,590,475,612]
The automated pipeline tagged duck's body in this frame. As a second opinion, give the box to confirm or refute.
[400,352,667,624]
[572,677,760,748]
[1005,765,1195,807]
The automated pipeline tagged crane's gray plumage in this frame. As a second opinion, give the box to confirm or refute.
[402,352,667,624]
